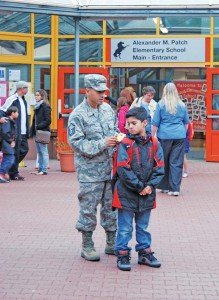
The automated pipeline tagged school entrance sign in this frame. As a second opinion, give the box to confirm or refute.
[111,38,205,63]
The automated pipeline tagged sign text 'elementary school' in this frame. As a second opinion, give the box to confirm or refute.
[111,38,205,63]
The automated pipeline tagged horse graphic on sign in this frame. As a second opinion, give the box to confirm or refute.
[113,41,129,59]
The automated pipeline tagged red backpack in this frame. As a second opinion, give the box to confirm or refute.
[111,136,159,191]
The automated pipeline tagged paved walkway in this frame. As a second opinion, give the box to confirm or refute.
[0,159,219,300]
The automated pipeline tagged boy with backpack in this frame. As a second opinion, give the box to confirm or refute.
[112,107,165,271]
[0,106,18,183]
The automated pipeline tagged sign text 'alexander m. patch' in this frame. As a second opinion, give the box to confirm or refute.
[111,38,205,63]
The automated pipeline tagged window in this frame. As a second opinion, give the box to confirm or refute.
[59,39,75,62]
[213,39,219,62]
[0,11,30,33]
[79,39,102,62]
[34,38,51,61]
[59,38,102,62]
[59,17,103,35]
[0,40,26,56]
[214,17,219,34]
[34,65,51,101]
[34,14,51,34]
[161,17,210,35]
[106,19,156,35]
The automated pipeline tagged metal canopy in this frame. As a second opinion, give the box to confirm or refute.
[1,0,219,17]
[1,0,219,8]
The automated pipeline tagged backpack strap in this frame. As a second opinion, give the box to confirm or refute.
[151,136,164,167]
[119,137,135,167]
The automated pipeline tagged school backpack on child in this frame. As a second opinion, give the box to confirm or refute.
[188,122,194,141]
[111,136,159,192]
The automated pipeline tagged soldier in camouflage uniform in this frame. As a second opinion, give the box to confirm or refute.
[68,74,118,261]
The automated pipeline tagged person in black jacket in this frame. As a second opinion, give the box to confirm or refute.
[30,89,51,175]
[113,107,164,271]
[0,107,18,183]
[0,81,29,181]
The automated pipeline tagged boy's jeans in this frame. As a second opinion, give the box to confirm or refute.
[115,208,151,253]
[35,142,49,173]
[0,154,15,175]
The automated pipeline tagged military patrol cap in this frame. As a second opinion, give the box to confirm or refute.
[84,74,108,91]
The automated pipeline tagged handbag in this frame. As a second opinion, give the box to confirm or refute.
[35,130,51,144]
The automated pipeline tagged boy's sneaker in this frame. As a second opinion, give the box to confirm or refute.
[138,249,161,268]
[182,172,188,178]
[117,250,131,271]
[0,176,10,183]
[168,191,180,196]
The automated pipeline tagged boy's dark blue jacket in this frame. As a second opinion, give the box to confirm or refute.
[112,134,165,212]
[1,118,17,154]
[0,93,29,140]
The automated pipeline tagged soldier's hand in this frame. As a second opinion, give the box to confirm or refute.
[105,136,117,147]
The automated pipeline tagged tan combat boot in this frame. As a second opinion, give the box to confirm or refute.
[105,231,116,255]
[81,231,100,261]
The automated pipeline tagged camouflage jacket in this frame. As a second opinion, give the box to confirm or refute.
[68,99,118,182]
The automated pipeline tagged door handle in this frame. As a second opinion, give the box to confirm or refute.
[206,115,219,119]
[58,113,70,119]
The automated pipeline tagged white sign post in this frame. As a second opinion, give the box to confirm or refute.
[111,38,205,63]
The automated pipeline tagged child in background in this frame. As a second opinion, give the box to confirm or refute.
[117,96,130,133]
[0,106,18,183]
[112,107,164,271]
[183,121,194,178]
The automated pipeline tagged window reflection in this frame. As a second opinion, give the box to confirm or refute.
[212,118,219,130]
[106,19,155,35]
[0,12,30,33]
[59,17,103,35]
[79,39,102,62]
[213,75,219,90]
[0,40,26,55]
[64,93,84,109]
[59,39,75,62]
[59,39,102,62]
[214,39,219,64]
[34,65,51,101]
[64,74,85,89]
[35,14,51,34]
[161,17,210,35]
[212,95,219,110]
[34,38,51,61]
[214,17,219,34]
[64,93,74,109]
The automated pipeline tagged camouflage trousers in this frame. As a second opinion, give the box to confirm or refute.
[76,180,117,232]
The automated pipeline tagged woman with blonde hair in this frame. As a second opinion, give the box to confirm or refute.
[151,82,189,196]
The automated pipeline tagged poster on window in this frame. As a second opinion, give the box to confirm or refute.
[0,81,8,106]
[0,67,6,81]
[176,81,206,132]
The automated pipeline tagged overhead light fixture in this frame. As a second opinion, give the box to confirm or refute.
[153,17,168,34]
